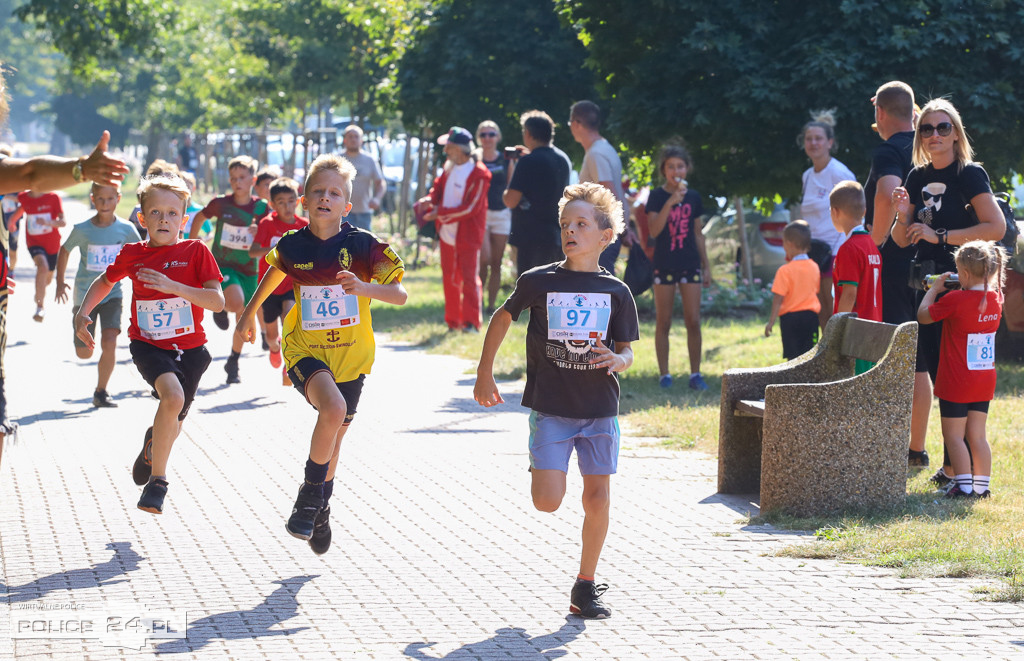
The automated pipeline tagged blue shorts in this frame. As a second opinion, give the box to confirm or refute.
[528,411,619,475]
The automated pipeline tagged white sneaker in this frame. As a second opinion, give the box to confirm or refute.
[32,306,44,322]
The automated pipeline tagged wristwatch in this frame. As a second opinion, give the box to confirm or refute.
[71,157,84,183]
[935,227,947,245]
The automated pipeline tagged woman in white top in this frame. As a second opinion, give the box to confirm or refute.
[798,110,856,329]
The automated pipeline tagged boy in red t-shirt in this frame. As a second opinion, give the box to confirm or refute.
[830,181,882,322]
[249,177,309,384]
[765,220,821,359]
[76,175,224,514]
[17,190,66,322]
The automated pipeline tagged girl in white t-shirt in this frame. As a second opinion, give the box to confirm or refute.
[798,110,856,330]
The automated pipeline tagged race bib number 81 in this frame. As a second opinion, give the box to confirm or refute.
[136,297,195,341]
[546,292,611,341]
[966,332,995,370]
[300,284,360,330]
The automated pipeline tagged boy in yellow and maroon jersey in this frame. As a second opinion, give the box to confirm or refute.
[235,154,407,554]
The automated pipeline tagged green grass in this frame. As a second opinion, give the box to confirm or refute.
[374,255,1024,601]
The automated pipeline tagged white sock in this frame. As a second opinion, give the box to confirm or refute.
[955,474,974,494]
[973,475,990,494]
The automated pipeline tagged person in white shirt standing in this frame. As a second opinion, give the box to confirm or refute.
[341,125,386,232]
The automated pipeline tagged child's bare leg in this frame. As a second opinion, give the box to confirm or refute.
[580,474,610,578]
[681,283,703,375]
[151,373,186,477]
[653,285,675,377]
[910,371,931,454]
[33,254,48,307]
[940,416,970,477]
[97,328,119,391]
[306,372,348,464]
[964,410,991,477]
[531,469,567,513]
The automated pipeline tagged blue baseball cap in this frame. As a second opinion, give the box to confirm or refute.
[437,127,473,146]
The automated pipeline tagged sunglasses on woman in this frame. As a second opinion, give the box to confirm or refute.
[919,122,953,138]
[479,132,498,138]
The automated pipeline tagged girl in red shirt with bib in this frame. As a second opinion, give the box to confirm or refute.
[917,241,1005,499]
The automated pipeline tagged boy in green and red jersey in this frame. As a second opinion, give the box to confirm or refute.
[188,155,268,384]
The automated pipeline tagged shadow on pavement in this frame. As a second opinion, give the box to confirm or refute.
[153,574,317,654]
[404,617,586,660]
[196,397,281,415]
[0,542,144,602]
[700,492,760,518]
[14,407,94,428]
[60,389,153,407]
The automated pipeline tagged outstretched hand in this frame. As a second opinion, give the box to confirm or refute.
[81,131,130,187]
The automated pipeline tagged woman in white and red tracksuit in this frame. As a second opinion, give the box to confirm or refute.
[427,127,492,331]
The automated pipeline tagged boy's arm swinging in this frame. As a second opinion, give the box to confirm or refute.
[474,308,513,407]
[236,267,289,344]
[74,274,116,349]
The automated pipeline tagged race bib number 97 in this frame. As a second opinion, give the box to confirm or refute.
[136,297,195,341]
[546,292,611,341]
[966,332,995,370]
[299,284,360,330]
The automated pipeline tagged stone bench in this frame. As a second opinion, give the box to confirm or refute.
[717,313,917,516]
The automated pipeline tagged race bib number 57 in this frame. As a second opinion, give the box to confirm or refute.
[136,297,195,341]
[546,292,611,341]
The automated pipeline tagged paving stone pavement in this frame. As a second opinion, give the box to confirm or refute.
[1,200,1023,660]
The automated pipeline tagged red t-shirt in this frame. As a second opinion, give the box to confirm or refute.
[928,289,1001,403]
[104,240,223,351]
[253,211,309,295]
[832,230,882,321]
[17,191,63,254]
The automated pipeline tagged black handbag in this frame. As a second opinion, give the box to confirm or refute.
[623,242,654,297]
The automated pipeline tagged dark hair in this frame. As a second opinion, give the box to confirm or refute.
[874,81,914,123]
[657,143,693,180]
[520,110,554,144]
[255,169,277,186]
[269,176,300,200]
[782,220,812,252]
[570,100,601,131]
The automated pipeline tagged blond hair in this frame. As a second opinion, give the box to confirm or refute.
[912,99,974,170]
[955,240,1006,314]
[146,159,178,177]
[797,109,839,152]
[228,155,257,174]
[137,174,190,214]
[829,180,866,219]
[303,154,356,199]
[558,182,624,235]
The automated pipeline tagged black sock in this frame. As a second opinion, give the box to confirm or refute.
[323,478,334,506]
[303,458,329,496]
[229,350,241,361]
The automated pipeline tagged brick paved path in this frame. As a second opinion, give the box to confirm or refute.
[1,201,1022,659]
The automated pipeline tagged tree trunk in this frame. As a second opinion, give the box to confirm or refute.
[735,196,754,284]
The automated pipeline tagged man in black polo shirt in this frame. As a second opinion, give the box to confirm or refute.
[504,110,571,276]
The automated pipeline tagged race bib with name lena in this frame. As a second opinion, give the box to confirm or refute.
[299,284,360,330]
[546,292,611,341]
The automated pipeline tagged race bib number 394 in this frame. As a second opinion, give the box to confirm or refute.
[136,297,195,341]
[219,223,254,251]
[966,332,995,370]
[546,292,611,341]
[299,284,360,330]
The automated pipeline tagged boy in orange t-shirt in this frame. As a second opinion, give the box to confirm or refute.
[765,220,821,359]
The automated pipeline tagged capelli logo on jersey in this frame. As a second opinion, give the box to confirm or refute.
[162,260,189,269]
[294,262,314,270]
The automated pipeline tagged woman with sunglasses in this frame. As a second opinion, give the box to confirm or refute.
[798,110,857,331]
[475,121,511,315]
[890,98,1005,489]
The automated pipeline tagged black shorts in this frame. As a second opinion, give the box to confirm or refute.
[130,340,211,420]
[653,267,702,286]
[287,356,364,424]
[28,245,57,271]
[260,291,295,324]
[880,269,916,325]
[779,309,819,360]
[515,239,562,277]
[938,399,990,418]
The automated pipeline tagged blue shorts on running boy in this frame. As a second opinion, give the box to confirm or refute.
[528,411,619,475]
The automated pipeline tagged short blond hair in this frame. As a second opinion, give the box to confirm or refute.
[558,182,624,235]
[829,180,866,219]
[137,174,190,214]
[303,154,356,199]
[228,155,257,175]
[146,159,178,177]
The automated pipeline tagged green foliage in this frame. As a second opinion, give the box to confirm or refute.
[0,0,61,134]
[397,0,594,146]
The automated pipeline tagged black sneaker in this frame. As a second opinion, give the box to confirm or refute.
[286,485,323,540]
[132,427,154,486]
[929,468,953,489]
[225,357,240,384]
[138,478,168,514]
[570,580,612,619]
[213,310,229,331]
[944,484,975,499]
[907,449,929,472]
[92,389,118,408]
[309,505,332,555]
[974,489,992,499]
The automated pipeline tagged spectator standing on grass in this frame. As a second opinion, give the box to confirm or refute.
[341,125,386,233]
[798,110,857,331]
[504,111,570,277]
[177,135,199,174]
[475,120,511,315]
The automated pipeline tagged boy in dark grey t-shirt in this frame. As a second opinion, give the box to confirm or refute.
[475,182,638,620]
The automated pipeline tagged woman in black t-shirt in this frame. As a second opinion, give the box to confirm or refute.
[890,98,1004,483]
[644,144,712,391]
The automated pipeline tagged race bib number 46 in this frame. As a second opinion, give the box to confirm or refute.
[219,223,254,251]
[967,332,995,370]
[86,244,120,272]
[546,292,611,341]
[136,297,195,341]
[299,284,360,330]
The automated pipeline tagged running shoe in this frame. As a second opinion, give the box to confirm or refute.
[286,485,324,540]
[974,489,992,499]
[32,306,44,322]
[570,580,612,619]
[309,505,332,555]
[225,356,240,384]
[92,389,118,408]
[689,373,709,391]
[137,478,168,514]
[929,468,953,489]
[269,349,282,369]
[944,484,975,499]
[212,310,229,331]
[133,427,154,486]
[659,374,673,388]
[907,449,929,473]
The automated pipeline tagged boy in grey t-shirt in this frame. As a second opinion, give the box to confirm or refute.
[55,182,141,407]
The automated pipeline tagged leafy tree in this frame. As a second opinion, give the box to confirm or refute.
[0,0,62,137]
